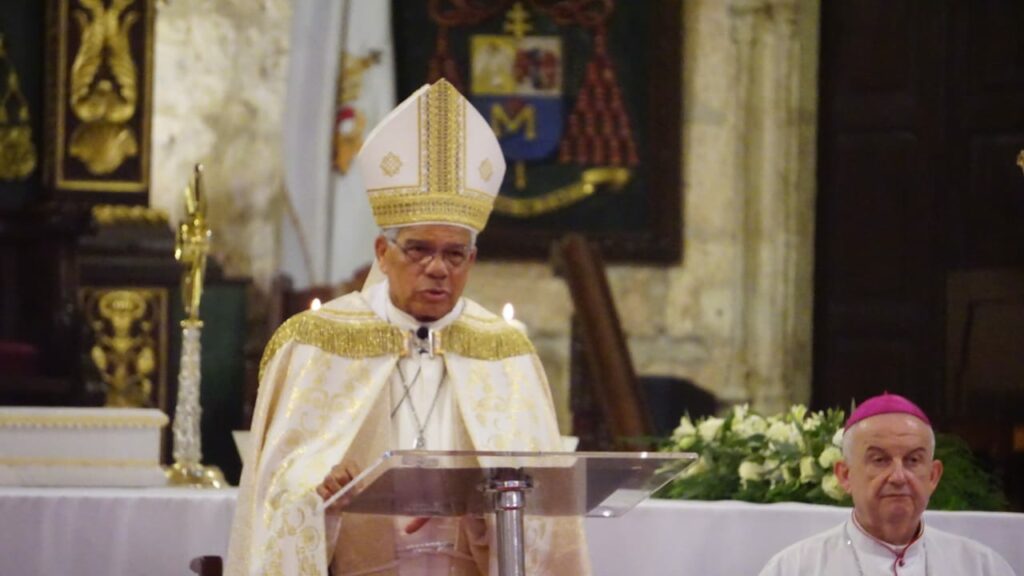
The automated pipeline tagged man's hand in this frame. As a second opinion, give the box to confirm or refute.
[316,461,360,513]
[403,517,431,534]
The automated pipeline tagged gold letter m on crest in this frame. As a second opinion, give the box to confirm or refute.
[490,103,537,140]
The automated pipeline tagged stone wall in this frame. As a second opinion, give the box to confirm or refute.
[468,0,821,429]
[149,0,821,433]
[150,0,292,286]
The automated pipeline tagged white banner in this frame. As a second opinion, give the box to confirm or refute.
[281,0,395,288]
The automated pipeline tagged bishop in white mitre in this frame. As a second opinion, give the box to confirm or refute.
[225,79,590,576]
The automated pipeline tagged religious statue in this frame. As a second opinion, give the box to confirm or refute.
[175,164,210,323]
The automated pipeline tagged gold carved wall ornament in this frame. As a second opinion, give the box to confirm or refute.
[67,0,141,175]
[92,203,168,226]
[81,287,168,409]
[50,0,153,194]
[0,33,38,181]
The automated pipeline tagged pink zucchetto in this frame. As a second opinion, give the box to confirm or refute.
[844,392,931,430]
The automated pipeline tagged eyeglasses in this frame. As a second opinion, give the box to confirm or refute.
[388,238,474,270]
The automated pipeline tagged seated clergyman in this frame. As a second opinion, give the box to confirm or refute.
[225,79,590,575]
[759,393,1015,576]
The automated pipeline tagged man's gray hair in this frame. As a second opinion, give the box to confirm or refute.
[380,226,477,247]
[840,418,936,461]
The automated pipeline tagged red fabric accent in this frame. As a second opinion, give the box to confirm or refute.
[0,341,39,377]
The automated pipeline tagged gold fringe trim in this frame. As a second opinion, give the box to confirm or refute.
[441,321,535,360]
[259,312,406,380]
[259,310,537,379]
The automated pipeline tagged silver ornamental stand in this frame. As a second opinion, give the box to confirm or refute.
[166,164,225,488]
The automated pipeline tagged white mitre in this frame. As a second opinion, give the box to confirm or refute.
[355,78,507,233]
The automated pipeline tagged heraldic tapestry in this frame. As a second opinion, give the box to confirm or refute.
[393,0,683,262]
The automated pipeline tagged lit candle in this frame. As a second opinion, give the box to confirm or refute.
[310,298,322,311]
[502,303,528,335]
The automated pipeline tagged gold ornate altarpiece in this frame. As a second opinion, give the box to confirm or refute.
[44,0,155,197]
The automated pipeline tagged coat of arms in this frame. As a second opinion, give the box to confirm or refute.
[393,0,682,262]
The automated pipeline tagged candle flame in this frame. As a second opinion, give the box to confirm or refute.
[502,303,515,322]
[311,298,322,311]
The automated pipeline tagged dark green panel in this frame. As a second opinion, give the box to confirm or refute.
[168,282,246,484]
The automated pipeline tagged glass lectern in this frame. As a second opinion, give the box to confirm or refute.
[319,450,696,576]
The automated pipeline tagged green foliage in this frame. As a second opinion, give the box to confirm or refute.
[930,433,1008,511]
[656,405,1008,511]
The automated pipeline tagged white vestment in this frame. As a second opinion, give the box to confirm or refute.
[226,281,590,576]
[371,281,474,576]
[759,517,1016,576]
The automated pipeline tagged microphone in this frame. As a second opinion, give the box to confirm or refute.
[416,326,429,340]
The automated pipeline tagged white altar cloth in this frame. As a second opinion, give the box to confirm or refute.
[587,499,1024,575]
[0,486,236,576]
[1,487,1021,575]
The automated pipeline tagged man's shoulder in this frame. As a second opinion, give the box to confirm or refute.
[927,524,997,552]
[926,525,1016,573]
[316,290,380,321]
[456,298,505,327]
[442,298,536,360]
[759,522,846,575]
[258,292,403,377]
[273,291,393,338]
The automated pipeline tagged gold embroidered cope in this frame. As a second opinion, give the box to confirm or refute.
[228,291,589,576]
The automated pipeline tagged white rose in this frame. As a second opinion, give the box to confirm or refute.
[781,464,795,483]
[673,416,696,440]
[761,458,783,485]
[677,435,696,450]
[698,417,725,443]
[821,472,846,501]
[734,414,768,438]
[738,460,764,486]
[803,412,822,432]
[732,403,749,422]
[789,404,808,422]
[766,421,802,447]
[832,427,845,447]
[681,456,708,478]
[818,446,842,469]
[799,456,819,484]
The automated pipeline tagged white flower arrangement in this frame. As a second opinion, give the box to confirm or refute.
[659,404,852,505]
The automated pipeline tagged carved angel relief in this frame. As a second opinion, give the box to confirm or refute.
[68,0,140,175]
[0,33,37,181]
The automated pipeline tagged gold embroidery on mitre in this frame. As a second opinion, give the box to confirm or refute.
[259,312,405,380]
[366,79,495,232]
[479,158,494,182]
[368,187,494,231]
[380,152,402,177]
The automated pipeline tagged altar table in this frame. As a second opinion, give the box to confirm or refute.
[1,487,1021,575]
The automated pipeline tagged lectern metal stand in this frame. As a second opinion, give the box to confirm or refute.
[486,474,533,576]
[319,450,694,576]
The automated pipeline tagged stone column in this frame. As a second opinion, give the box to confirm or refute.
[727,0,818,412]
